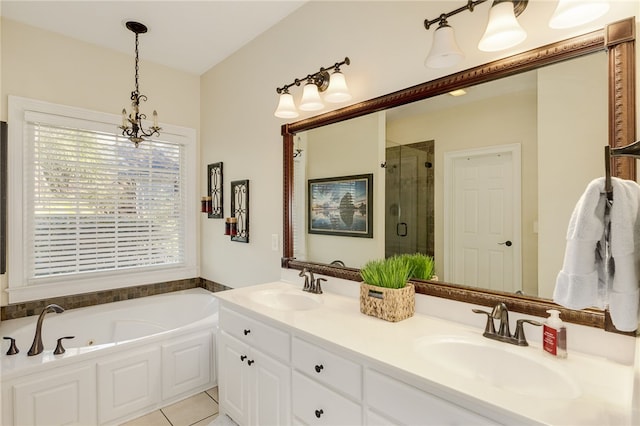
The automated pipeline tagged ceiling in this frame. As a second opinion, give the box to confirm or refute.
[1,0,307,75]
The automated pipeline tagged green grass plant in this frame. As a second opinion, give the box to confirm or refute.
[360,256,412,289]
[403,253,435,280]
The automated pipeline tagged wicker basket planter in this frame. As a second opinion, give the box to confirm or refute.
[359,282,415,322]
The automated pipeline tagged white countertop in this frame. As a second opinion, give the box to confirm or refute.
[215,281,635,426]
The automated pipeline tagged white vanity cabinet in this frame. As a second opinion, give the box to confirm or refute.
[218,306,291,426]
[291,337,362,425]
[217,301,500,426]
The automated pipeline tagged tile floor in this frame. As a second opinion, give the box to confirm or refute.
[121,387,220,426]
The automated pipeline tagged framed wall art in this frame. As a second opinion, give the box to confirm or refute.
[308,173,373,238]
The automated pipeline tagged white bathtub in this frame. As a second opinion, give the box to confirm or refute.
[1,288,219,426]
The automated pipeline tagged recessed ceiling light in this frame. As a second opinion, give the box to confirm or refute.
[449,89,467,97]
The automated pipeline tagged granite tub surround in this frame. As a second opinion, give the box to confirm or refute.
[216,279,636,425]
[1,277,231,321]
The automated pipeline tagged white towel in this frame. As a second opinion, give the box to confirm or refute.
[554,177,640,332]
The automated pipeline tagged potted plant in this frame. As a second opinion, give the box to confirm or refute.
[359,255,415,322]
[403,253,436,281]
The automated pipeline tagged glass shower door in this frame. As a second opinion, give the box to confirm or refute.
[385,140,434,258]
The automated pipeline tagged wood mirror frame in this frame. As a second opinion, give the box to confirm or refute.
[282,18,636,333]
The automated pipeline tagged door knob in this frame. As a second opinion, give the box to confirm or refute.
[498,240,512,247]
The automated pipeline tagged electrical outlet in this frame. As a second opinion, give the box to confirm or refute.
[271,234,279,251]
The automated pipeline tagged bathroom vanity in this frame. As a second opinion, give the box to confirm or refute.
[216,281,634,425]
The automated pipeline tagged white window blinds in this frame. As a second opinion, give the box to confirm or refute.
[26,121,185,280]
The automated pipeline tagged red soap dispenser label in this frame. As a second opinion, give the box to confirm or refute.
[543,324,557,355]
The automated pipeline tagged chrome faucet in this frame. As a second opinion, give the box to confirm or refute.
[28,304,64,356]
[473,303,541,346]
[299,268,314,292]
[299,268,324,294]
[309,277,326,294]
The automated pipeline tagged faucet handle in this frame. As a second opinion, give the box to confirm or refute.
[3,337,19,355]
[472,309,496,336]
[54,336,75,355]
[513,319,542,346]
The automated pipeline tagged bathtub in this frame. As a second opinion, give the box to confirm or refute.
[1,288,219,426]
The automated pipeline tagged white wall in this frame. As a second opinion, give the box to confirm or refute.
[200,1,638,288]
[0,18,200,305]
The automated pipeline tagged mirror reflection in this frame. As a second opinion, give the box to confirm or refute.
[292,51,606,300]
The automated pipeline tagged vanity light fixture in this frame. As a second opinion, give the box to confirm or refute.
[549,0,610,29]
[119,21,161,147]
[274,57,352,119]
[424,0,611,69]
[478,0,528,52]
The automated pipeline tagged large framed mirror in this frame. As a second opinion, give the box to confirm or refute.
[282,18,636,332]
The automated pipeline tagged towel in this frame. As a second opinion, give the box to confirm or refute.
[554,177,640,332]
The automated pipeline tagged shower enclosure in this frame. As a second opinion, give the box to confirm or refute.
[385,140,434,259]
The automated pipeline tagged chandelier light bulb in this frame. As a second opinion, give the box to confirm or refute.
[549,0,610,29]
[425,22,465,69]
[478,1,527,52]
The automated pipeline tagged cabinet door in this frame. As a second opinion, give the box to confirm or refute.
[12,365,96,426]
[252,347,291,426]
[97,346,161,424]
[218,332,251,426]
[162,331,213,400]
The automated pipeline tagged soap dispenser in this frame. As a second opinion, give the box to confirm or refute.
[543,309,567,358]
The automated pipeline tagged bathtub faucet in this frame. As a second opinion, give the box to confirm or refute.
[28,304,65,356]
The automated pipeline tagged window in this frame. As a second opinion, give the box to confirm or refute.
[8,96,197,303]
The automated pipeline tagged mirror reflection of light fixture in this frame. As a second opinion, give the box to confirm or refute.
[549,0,610,29]
[119,21,161,147]
[478,1,527,52]
[424,19,465,69]
[274,57,351,118]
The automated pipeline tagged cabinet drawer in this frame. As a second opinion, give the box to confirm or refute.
[220,305,290,362]
[292,337,361,399]
[293,372,361,425]
[366,369,498,425]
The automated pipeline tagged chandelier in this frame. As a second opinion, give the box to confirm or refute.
[119,21,160,147]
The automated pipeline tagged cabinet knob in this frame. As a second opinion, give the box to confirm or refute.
[243,329,251,335]
[247,359,255,366]
[314,364,324,373]
[315,409,324,418]
[240,355,247,361]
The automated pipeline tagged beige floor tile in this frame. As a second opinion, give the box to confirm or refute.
[119,410,171,426]
[191,414,218,426]
[206,387,219,402]
[162,392,219,426]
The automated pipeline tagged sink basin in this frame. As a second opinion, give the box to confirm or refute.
[248,288,322,311]
[414,335,581,399]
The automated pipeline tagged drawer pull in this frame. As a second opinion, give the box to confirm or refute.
[315,409,324,418]
[314,364,324,373]
[247,359,255,366]
[243,329,251,335]
[240,355,247,361]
